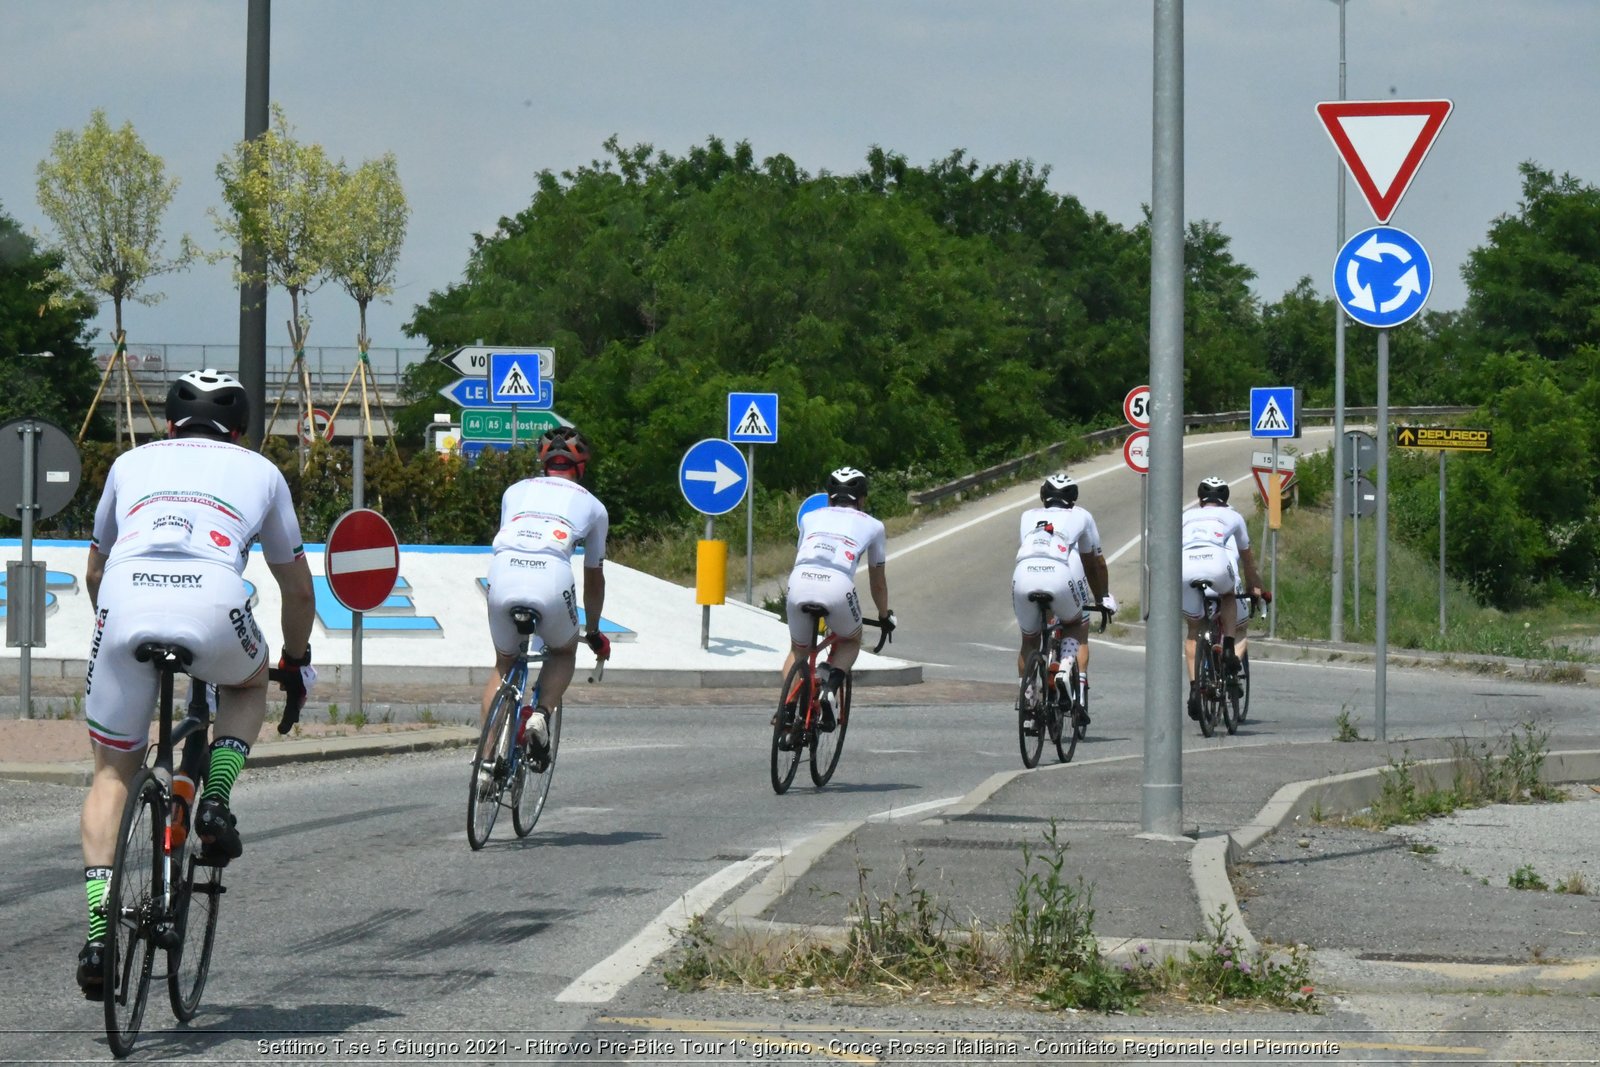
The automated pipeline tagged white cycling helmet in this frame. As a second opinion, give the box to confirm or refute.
[1041,473,1078,508]
[1198,476,1229,504]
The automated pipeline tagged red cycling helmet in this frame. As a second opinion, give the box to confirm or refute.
[537,427,591,478]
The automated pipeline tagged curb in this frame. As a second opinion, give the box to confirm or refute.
[0,725,479,785]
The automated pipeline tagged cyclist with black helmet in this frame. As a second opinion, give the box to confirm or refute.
[1014,474,1114,715]
[480,428,609,767]
[75,369,315,999]
[1181,476,1262,720]
[779,467,891,713]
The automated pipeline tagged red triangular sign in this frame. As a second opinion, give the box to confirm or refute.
[1316,99,1453,223]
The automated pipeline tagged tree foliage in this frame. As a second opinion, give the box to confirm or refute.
[34,109,196,337]
[0,202,100,430]
[326,153,409,341]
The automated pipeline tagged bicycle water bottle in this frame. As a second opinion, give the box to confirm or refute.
[171,772,196,848]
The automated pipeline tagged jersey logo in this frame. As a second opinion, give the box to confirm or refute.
[211,530,232,548]
[553,530,568,541]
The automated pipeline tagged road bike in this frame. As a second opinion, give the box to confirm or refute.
[469,607,600,848]
[101,648,303,1058]
[1189,581,1265,738]
[771,607,894,795]
[1017,595,1113,768]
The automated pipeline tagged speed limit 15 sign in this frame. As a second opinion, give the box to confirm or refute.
[1123,385,1151,430]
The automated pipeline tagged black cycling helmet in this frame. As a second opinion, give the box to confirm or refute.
[827,466,869,505]
[1040,473,1078,508]
[165,368,249,437]
[537,427,591,478]
[1198,475,1230,504]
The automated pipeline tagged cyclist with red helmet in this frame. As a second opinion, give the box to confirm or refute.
[1013,473,1114,719]
[76,369,316,999]
[1182,476,1263,720]
[480,428,609,763]
[779,467,892,705]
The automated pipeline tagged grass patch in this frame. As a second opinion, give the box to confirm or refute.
[663,823,1318,1013]
[1553,872,1591,895]
[1509,864,1548,891]
[1333,707,1365,742]
[1346,721,1559,830]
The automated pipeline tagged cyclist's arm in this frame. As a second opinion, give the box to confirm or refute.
[86,544,107,610]
[867,561,889,619]
[268,556,316,659]
[1084,550,1109,602]
[583,564,606,639]
[1236,546,1264,595]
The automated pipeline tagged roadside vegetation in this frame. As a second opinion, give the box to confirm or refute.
[664,823,1317,1014]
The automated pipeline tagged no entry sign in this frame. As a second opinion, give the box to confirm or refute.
[325,508,400,612]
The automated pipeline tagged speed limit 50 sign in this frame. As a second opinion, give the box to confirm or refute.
[1123,385,1151,430]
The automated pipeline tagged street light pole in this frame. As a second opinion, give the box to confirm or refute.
[1329,0,1350,643]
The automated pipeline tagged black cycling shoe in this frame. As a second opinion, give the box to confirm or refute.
[1187,687,1202,721]
[195,797,243,866]
[77,938,106,1001]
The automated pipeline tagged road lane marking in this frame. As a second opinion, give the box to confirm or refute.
[555,848,782,1003]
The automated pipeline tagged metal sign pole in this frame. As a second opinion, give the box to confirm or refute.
[1351,440,1360,633]
[1140,473,1149,620]
[1439,450,1447,636]
[352,437,365,720]
[701,516,714,650]
[1269,439,1279,639]
[1375,330,1390,742]
[746,445,755,605]
[18,422,36,718]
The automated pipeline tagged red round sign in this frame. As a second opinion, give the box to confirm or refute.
[1123,431,1151,475]
[324,508,400,612]
[1123,385,1151,430]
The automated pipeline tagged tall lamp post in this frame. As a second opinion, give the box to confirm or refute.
[1328,0,1350,642]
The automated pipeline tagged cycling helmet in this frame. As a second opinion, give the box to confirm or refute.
[537,427,591,478]
[1040,473,1078,508]
[1198,476,1230,504]
[165,368,249,437]
[826,466,869,505]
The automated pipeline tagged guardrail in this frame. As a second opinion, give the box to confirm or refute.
[907,404,1477,508]
[89,343,428,396]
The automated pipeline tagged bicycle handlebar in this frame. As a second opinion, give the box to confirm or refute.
[1083,604,1114,633]
[865,612,896,654]
[267,667,306,734]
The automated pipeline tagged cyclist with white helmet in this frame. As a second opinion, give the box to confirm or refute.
[481,428,610,767]
[1182,476,1263,720]
[76,369,316,999]
[779,467,892,708]
[1013,474,1114,718]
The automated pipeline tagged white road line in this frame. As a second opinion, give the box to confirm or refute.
[555,847,783,1004]
[866,795,964,821]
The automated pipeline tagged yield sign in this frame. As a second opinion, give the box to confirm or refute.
[1315,99,1452,223]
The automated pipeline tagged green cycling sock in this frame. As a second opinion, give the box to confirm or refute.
[85,866,111,940]
[201,737,250,805]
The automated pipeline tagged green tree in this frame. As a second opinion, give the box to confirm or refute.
[0,202,99,430]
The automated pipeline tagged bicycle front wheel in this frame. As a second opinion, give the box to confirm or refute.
[105,770,161,1057]
[1017,652,1046,769]
[467,685,515,849]
[512,703,561,837]
[809,671,850,787]
[771,663,808,794]
[168,852,221,1021]
[1052,665,1080,764]
[1237,651,1251,724]
[1194,639,1220,738]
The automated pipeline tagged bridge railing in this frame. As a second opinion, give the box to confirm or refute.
[89,343,430,400]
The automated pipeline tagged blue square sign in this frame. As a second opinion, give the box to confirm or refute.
[1249,387,1298,439]
[727,392,779,444]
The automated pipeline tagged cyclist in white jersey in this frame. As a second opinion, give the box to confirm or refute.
[1013,474,1116,717]
[76,370,316,999]
[481,428,610,762]
[780,467,892,708]
[1181,476,1263,720]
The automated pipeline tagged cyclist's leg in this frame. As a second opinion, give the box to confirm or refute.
[1010,567,1042,677]
[821,584,865,676]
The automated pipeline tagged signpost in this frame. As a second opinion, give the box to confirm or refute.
[1123,411,1151,617]
[1249,387,1300,637]
[460,409,564,442]
[1320,97,1453,741]
[680,439,749,648]
[442,345,554,380]
[325,505,401,721]
[728,392,780,604]
[1396,425,1494,635]
[1344,429,1378,629]
[437,377,490,409]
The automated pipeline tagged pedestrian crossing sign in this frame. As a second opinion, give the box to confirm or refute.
[1249,387,1299,439]
[727,391,779,444]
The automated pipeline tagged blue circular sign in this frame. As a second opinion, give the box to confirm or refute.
[678,438,748,516]
[1333,225,1432,329]
[796,491,828,532]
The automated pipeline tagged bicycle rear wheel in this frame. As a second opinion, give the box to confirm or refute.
[467,684,515,849]
[1052,664,1080,764]
[105,770,161,1057]
[168,852,222,1021]
[512,703,561,836]
[1237,651,1251,724]
[809,671,850,787]
[1222,663,1241,735]
[771,663,808,794]
[1194,638,1220,738]
[1017,652,1046,768]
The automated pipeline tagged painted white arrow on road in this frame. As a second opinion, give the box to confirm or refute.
[1380,265,1423,313]
[685,459,743,493]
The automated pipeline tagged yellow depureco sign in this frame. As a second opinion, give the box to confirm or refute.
[1394,426,1493,452]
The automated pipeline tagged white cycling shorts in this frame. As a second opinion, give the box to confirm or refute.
[785,566,862,647]
[1182,544,1239,619]
[486,553,581,656]
[1012,556,1089,634]
[85,560,268,752]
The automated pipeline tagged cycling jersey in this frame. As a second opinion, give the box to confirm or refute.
[785,506,887,645]
[85,438,305,750]
[1180,504,1251,553]
[486,475,609,655]
[1016,506,1101,563]
[1180,504,1249,619]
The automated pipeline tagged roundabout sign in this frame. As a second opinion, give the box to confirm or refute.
[1333,226,1432,329]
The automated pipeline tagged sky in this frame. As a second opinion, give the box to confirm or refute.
[4,1,1597,356]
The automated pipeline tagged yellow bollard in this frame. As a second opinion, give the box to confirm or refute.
[1268,473,1283,530]
[696,540,728,606]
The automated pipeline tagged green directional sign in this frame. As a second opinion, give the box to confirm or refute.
[460,408,563,442]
